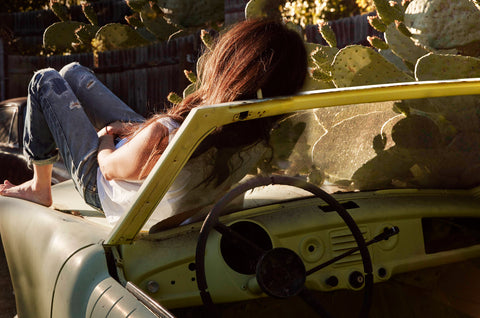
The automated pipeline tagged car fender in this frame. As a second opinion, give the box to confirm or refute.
[0,196,110,318]
[52,244,158,318]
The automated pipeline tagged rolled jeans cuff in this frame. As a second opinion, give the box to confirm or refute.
[30,153,59,166]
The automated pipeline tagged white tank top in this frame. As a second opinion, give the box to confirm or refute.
[96,117,180,224]
[97,116,268,228]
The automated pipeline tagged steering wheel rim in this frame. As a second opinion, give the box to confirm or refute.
[195,175,373,317]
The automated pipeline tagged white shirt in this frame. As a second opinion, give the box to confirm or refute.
[97,117,268,227]
[96,117,180,224]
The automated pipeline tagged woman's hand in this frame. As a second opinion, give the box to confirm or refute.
[97,121,131,138]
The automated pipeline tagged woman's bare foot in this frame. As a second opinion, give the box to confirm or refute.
[0,179,53,207]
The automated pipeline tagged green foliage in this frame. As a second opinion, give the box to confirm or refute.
[281,0,361,28]
[0,0,49,13]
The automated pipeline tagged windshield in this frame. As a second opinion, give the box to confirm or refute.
[144,94,480,231]
[106,80,480,244]
[268,95,480,193]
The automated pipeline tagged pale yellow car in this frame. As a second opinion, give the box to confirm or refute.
[1,79,480,318]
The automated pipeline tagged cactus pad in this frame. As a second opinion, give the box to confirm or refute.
[384,23,429,65]
[245,0,284,20]
[95,23,150,51]
[183,82,198,98]
[332,45,413,87]
[43,21,86,52]
[126,0,149,12]
[373,0,404,25]
[404,0,480,50]
[415,53,480,80]
[319,22,337,48]
[140,4,179,41]
[82,2,98,26]
[157,0,225,27]
[50,1,69,22]
[306,43,338,69]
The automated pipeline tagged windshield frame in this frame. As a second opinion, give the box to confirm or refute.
[105,78,480,245]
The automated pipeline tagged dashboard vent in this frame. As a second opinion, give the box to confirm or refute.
[329,227,369,267]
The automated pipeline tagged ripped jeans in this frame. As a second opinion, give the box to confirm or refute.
[24,62,145,209]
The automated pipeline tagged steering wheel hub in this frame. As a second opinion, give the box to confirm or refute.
[256,248,306,298]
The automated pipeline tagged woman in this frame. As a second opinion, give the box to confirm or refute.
[0,19,308,227]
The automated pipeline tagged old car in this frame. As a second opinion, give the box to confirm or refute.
[1,78,480,318]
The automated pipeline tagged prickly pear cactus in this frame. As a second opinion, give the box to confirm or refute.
[384,23,428,66]
[82,2,98,26]
[139,2,179,41]
[43,21,88,52]
[372,0,404,26]
[318,22,337,48]
[167,29,214,104]
[404,0,480,52]
[302,43,336,89]
[94,23,150,52]
[331,45,413,87]
[125,0,149,12]
[44,0,187,54]
[157,0,225,28]
[245,0,285,20]
[415,53,480,80]
[50,1,69,22]
[74,24,100,50]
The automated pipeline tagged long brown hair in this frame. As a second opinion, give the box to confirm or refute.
[138,19,308,179]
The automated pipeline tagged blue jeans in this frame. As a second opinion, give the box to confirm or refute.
[24,62,145,209]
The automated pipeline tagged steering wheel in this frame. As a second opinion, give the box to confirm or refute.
[195,175,374,318]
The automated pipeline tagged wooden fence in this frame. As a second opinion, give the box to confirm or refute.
[5,32,201,116]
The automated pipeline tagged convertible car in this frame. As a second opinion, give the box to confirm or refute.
[1,79,480,318]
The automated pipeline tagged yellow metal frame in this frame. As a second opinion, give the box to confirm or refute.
[105,78,480,245]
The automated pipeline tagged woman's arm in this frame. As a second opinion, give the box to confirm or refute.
[97,120,169,181]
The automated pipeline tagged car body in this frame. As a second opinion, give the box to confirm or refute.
[1,79,480,318]
[0,97,69,185]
